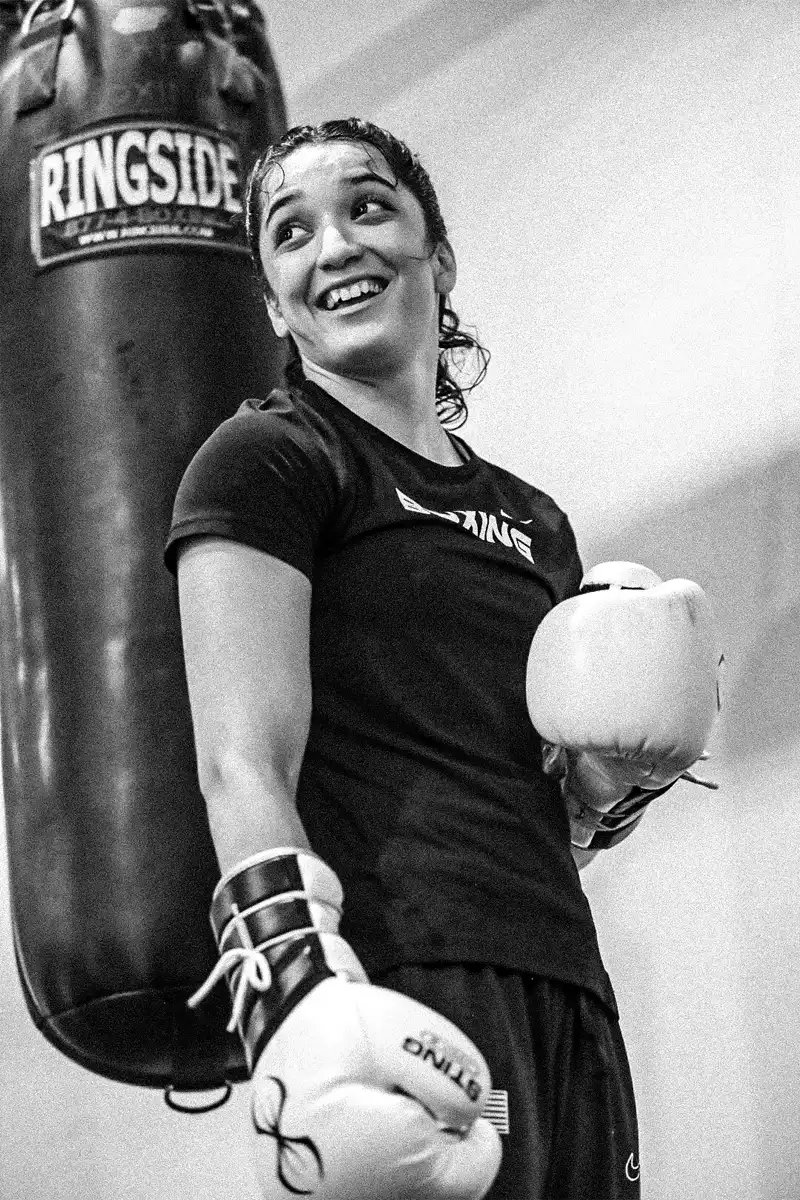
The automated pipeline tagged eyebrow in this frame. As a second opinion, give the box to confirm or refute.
[265,189,300,227]
[264,170,395,228]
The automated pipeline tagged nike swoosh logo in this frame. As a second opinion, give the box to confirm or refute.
[625,1152,640,1182]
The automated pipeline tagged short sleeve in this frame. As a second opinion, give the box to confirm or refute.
[164,396,339,579]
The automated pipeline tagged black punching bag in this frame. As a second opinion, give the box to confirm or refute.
[0,0,287,1092]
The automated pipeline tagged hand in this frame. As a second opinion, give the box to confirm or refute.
[250,976,501,1200]
[189,849,502,1200]
[527,562,721,849]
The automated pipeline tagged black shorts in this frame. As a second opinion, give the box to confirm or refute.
[374,963,640,1200]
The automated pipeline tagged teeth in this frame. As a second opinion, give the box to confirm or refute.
[325,279,384,310]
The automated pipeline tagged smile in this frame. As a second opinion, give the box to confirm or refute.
[320,278,387,311]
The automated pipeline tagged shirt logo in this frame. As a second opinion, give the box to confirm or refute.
[395,489,535,564]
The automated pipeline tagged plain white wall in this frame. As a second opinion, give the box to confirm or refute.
[2,1,799,1197]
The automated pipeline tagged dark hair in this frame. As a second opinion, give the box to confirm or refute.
[244,117,489,428]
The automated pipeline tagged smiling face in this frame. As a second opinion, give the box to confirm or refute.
[256,140,456,383]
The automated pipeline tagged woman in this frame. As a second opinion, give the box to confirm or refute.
[165,118,643,1200]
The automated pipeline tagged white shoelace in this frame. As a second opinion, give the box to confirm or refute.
[187,907,273,1032]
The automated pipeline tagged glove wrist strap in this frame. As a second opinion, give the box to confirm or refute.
[570,783,673,850]
[191,849,366,1071]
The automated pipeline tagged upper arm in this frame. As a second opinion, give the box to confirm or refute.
[177,536,313,796]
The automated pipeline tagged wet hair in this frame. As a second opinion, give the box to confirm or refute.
[244,117,489,428]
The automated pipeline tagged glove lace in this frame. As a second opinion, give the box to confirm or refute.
[187,906,273,1032]
[681,751,719,790]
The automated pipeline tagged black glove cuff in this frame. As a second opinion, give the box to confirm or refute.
[209,852,346,1070]
[576,781,675,850]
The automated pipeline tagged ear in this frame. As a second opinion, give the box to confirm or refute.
[263,288,289,339]
[432,238,457,297]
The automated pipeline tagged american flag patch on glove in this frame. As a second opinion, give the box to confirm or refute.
[481,1089,509,1135]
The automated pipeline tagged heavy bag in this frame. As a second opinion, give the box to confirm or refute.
[0,0,287,1093]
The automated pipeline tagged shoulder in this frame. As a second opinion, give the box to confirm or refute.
[174,385,356,514]
[191,385,346,472]
[166,386,350,576]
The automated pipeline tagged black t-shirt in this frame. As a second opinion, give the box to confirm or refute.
[165,380,616,1012]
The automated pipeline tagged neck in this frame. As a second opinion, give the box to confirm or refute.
[300,354,463,467]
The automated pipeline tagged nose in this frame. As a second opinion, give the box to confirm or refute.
[317,220,360,269]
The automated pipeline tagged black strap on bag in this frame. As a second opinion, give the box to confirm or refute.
[16,0,74,114]
[185,0,259,107]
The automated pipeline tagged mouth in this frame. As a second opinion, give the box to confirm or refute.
[317,277,388,312]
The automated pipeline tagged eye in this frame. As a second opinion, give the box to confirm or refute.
[352,193,391,219]
[272,220,304,248]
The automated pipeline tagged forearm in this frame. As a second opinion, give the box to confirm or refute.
[571,845,598,871]
[177,540,315,876]
[197,747,311,875]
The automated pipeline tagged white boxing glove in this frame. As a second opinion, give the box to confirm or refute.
[526,561,721,849]
[188,849,501,1200]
